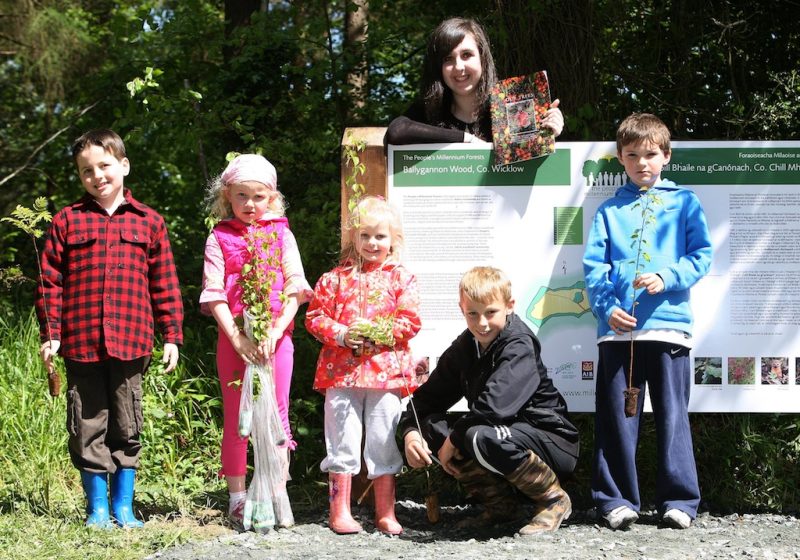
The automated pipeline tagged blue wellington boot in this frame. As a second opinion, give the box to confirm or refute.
[110,468,144,528]
[80,471,113,528]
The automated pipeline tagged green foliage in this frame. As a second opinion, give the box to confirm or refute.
[0,509,202,560]
[0,266,27,289]
[238,227,282,344]
[0,309,230,557]
[17,3,97,102]
[2,198,55,344]
[1,197,52,285]
[1,197,52,239]
[749,70,800,138]
[126,66,165,106]
[0,311,72,517]
[0,310,223,513]
[138,337,223,505]
[348,315,395,347]
[628,189,663,283]
[694,414,800,512]
[616,2,796,139]
[343,132,367,216]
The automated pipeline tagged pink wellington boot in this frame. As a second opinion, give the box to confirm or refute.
[328,473,363,534]
[373,475,402,535]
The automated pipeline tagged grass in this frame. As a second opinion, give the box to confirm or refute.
[0,509,225,560]
[0,309,230,559]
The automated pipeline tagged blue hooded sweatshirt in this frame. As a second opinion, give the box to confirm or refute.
[583,179,712,339]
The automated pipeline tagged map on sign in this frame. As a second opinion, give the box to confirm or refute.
[526,282,591,329]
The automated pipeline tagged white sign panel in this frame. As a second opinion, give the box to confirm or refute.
[388,141,800,412]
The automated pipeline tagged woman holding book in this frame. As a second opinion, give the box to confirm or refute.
[384,17,564,146]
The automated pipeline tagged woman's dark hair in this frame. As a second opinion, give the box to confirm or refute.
[420,17,497,125]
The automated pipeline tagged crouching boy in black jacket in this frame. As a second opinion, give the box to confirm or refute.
[400,266,579,534]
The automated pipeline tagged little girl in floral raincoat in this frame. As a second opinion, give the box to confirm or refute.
[306,195,421,536]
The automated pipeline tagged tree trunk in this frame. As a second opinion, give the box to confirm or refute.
[223,0,261,62]
[490,1,597,140]
[344,0,369,122]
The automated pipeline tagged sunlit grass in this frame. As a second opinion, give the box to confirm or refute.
[0,509,226,560]
[0,310,228,559]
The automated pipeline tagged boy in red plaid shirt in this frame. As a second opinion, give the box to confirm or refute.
[35,129,184,528]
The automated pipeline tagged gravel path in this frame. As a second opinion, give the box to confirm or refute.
[146,501,800,560]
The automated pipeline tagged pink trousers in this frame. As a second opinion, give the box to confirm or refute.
[216,330,296,477]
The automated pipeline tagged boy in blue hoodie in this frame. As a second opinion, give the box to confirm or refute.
[583,113,712,530]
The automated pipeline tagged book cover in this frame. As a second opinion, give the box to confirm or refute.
[490,71,555,165]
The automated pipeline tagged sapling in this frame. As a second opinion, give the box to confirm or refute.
[343,131,367,216]
[1,197,59,397]
[238,226,283,345]
[342,134,388,356]
[348,315,395,356]
[236,223,285,444]
[236,220,293,531]
[624,188,662,417]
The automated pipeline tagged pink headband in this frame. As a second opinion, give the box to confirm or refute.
[221,154,277,191]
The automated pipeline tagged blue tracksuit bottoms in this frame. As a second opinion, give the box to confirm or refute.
[591,341,700,518]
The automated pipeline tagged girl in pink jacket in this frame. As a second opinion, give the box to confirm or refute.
[306,196,421,536]
[200,154,311,528]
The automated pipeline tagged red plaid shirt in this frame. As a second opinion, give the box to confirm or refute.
[36,190,183,362]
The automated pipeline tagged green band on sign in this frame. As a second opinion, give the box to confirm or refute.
[392,148,571,187]
[667,148,800,185]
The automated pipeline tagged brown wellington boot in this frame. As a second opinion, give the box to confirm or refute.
[452,458,520,529]
[505,450,572,534]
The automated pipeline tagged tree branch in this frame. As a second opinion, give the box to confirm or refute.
[0,100,99,188]
[0,31,28,48]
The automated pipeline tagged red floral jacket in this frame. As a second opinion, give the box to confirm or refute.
[305,261,421,394]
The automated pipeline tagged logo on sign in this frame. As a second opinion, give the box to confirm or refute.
[581,361,594,381]
[550,362,578,380]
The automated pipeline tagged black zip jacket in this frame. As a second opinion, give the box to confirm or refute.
[400,313,579,458]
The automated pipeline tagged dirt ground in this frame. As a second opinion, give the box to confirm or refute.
[146,501,800,560]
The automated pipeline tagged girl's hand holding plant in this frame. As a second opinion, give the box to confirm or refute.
[344,317,396,356]
[264,326,284,356]
[231,328,264,365]
[347,316,395,346]
[343,322,367,352]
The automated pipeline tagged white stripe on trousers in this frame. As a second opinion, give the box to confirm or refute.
[471,424,511,475]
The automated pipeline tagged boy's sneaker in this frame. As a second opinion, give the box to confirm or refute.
[662,508,691,529]
[603,505,639,530]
